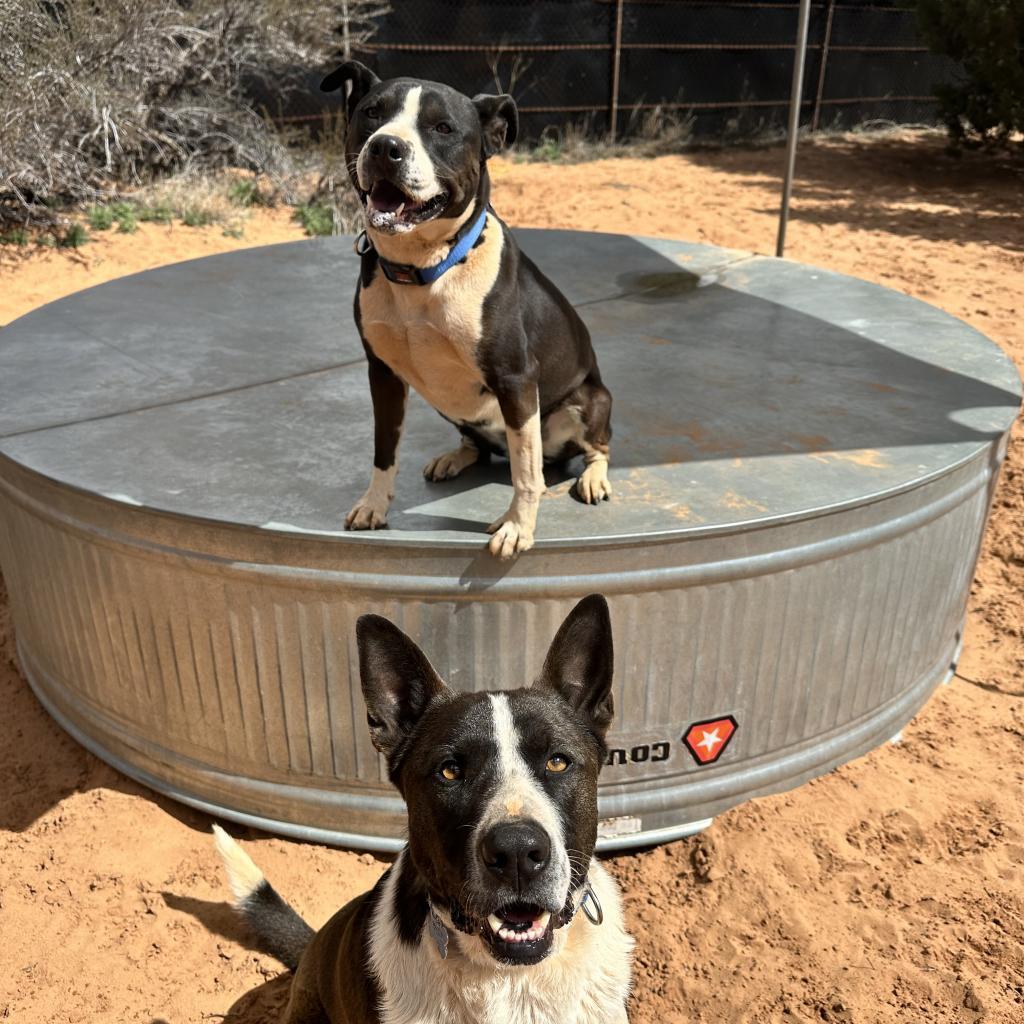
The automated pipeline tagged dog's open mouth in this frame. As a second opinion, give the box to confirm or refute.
[363,180,447,233]
[481,902,555,964]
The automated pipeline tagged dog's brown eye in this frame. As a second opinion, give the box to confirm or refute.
[364,105,381,120]
[546,754,570,773]
[435,122,452,134]
[439,761,462,782]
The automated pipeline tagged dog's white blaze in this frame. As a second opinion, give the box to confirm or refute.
[358,85,441,200]
[479,694,569,901]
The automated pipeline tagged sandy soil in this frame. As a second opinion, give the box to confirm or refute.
[1,132,1022,1023]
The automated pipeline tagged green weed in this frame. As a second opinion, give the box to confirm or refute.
[228,179,259,207]
[110,202,138,233]
[181,207,214,227]
[293,201,334,237]
[57,223,89,248]
[138,202,174,224]
[531,138,563,162]
[87,205,114,230]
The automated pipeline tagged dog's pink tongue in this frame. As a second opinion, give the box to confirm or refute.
[369,181,407,213]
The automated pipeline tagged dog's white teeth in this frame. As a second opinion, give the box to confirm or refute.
[488,913,504,934]
[395,202,405,216]
[537,911,551,930]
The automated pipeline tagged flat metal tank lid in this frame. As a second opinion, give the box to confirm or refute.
[0,232,1019,548]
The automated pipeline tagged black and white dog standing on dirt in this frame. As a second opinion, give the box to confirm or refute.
[213,595,633,1023]
[323,61,614,559]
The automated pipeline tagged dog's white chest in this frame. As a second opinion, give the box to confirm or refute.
[358,215,506,436]
[369,859,632,1024]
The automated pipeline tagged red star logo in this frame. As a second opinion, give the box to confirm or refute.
[683,715,738,765]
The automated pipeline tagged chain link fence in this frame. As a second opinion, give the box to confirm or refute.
[272,1,959,143]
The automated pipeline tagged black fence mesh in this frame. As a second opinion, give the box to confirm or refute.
[271,1,960,142]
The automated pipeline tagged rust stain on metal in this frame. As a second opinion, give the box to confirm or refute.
[657,445,691,465]
[680,419,711,444]
[613,473,706,521]
[671,504,699,521]
[810,448,888,468]
[792,433,832,451]
[642,418,749,458]
[720,490,769,513]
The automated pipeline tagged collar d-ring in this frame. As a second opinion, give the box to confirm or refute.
[580,883,604,926]
[353,229,373,256]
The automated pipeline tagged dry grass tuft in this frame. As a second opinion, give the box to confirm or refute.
[519,103,698,164]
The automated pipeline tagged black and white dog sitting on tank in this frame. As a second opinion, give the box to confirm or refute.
[212,595,633,1023]
[323,61,614,560]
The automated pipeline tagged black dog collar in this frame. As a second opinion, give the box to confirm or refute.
[355,206,489,286]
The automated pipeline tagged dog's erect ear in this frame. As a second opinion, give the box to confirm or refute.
[535,594,615,740]
[472,93,519,157]
[357,615,450,758]
[320,60,381,117]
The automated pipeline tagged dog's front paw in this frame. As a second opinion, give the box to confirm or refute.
[575,461,612,504]
[487,513,535,560]
[345,498,389,530]
[423,445,478,482]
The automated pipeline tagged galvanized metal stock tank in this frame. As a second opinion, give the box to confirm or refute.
[0,233,1018,850]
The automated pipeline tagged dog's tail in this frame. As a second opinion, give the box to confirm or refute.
[212,824,315,971]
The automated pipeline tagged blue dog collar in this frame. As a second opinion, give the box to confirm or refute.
[356,206,489,286]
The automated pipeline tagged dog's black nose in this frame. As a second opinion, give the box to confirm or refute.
[479,821,550,887]
[368,134,407,164]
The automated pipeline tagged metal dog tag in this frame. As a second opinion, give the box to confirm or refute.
[428,906,450,959]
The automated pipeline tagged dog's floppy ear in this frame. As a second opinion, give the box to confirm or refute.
[535,594,614,740]
[472,93,519,157]
[321,60,381,117]
[356,615,450,759]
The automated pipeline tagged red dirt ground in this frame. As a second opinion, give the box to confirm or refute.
[1,132,1022,1023]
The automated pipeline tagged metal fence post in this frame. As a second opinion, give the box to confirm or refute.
[812,0,836,131]
[776,0,813,259]
[341,0,352,59]
[609,0,625,141]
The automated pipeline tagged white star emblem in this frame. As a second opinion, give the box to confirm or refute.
[697,728,722,754]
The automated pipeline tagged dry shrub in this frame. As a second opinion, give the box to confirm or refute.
[0,0,385,230]
[523,104,697,164]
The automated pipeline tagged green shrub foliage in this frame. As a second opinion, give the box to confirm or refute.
[916,0,1024,145]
